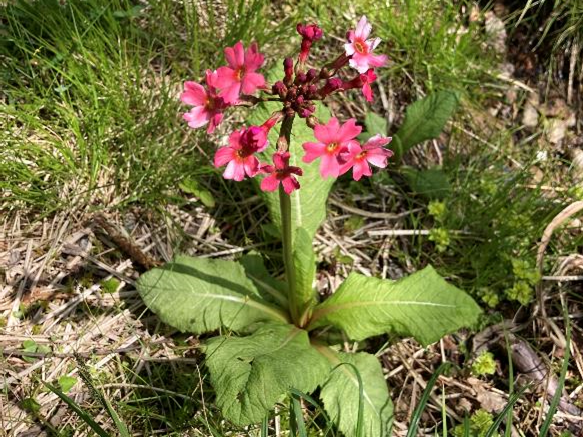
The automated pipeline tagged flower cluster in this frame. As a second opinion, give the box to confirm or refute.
[180,16,392,194]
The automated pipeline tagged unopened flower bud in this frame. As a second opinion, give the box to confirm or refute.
[306,68,318,82]
[296,95,305,106]
[272,81,287,98]
[284,57,294,85]
[306,115,318,128]
[295,72,307,84]
[297,23,323,41]
[307,84,318,97]
[287,86,298,99]
[319,77,343,97]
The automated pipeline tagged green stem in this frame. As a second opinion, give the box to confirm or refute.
[280,182,300,325]
[277,113,300,325]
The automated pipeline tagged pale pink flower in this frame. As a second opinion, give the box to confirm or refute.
[216,41,266,103]
[214,126,269,181]
[260,152,303,194]
[340,134,393,181]
[181,70,226,134]
[345,16,388,74]
[302,117,362,178]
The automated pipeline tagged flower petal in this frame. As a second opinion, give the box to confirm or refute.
[337,118,362,143]
[302,142,326,163]
[241,72,265,94]
[320,153,340,178]
[355,16,372,40]
[183,107,209,129]
[260,173,279,192]
[181,81,207,106]
[219,82,242,104]
[214,147,236,167]
[281,175,300,194]
[223,160,246,181]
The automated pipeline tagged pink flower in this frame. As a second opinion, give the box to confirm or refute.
[340,134,393,181]
[345,16,388,74]
[181,70,226,134]
[260,152,303,194]
[342,69,377,102]
[360,69,377,101]
[216,41,266,104]
[214,126,270,181]
[302,117,362,178]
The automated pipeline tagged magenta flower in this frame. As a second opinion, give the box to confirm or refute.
[216,41,266,104]
[345,16,388,74]
[340,134,393,180]
[260,152,303,194]
[214,126,270,181]
[302,117,362,178]
[181,70,226,134]
[342,69,377,102]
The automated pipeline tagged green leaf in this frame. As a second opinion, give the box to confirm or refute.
[308,265,482,346]
[249,101,333,242]
[316,347,393,437]
[293,227,317,320]
[137,256,289,334]
[359,112,388,142]
[58,375,77,393]
[179,178,216,208]
[239,253,288,308]
[401,166,451,199]
[205,323,331,426]
[394,90,460,158]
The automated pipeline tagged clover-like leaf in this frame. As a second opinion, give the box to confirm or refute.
[308,265,482,345]
[205,323,331,425]
[316,347,393,437]
[137,256,289,334]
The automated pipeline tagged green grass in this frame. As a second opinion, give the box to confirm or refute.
[1,0,297,218]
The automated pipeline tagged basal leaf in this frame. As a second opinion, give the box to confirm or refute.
[394,90,460,158]
[293,227,317,321]
[316,347,393,437]
[240,253,288,308]
[308,265,482,345]
[137,256,289,334]
[249,101,333,242]
[205,323,331,426]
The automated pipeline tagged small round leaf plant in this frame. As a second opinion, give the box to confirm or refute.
[138,16,482,437]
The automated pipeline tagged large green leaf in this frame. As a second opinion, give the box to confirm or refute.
[394,90,460,158]
[317,348,393,437]
[205,323,331,425]
[249,101,333,242]
[239,253,288,309]
[293,227,317,321]
[137,256,289,334]
[308,265,482,345]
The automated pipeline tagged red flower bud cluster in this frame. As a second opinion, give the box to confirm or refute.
[180,16,392,194]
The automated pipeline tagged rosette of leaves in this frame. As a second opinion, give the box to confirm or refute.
[137,101,482,436]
